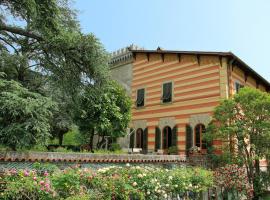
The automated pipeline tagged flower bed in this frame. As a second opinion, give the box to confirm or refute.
[0,164,213,200]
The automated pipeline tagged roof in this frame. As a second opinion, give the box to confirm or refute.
[131,49,270,90]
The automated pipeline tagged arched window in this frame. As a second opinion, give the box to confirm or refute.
[194,124,206,150]
[163,126,172,149]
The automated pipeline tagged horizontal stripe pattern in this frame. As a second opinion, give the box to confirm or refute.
[131,54,223,152]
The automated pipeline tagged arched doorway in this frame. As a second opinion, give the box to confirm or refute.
[163,126,172,149]
[194,124,206,152]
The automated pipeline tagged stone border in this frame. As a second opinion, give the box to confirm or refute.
[0,151,187,164]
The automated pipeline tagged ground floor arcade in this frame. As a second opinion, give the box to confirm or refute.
[128,113,222,155]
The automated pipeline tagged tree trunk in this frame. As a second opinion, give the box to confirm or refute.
[58,133,63,146]
[252,159,261,200]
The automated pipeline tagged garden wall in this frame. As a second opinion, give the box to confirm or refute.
[0,151,210,171]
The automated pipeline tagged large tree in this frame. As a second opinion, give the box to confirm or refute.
[75,80,132,150]
[0,0,109,95]
[208,87,270,199]
[0,77,57,150]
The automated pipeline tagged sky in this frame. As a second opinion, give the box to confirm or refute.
[74,0,270,82]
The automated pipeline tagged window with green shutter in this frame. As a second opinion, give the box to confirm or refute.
[136,88,145,107]
[235,81,244,93]
[162,82,172,103]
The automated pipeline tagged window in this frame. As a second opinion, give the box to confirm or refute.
[195,124,206,150]
[162,82,172,103]
[136,88,145,107]
[235,81,244,93]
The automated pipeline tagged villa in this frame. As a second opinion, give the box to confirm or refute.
[110,45,270,156]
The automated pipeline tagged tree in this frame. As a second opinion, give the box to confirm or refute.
[49,86,73,146]
[0,0,109,96]
[207,87,270,199]
[0,0,111,147]
[0,77,57,150]
[75,80,132,150]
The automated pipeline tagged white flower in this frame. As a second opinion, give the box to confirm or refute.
[165,184,169,187]
[142,173,146,177]
[126,163,130,167]
[174,184,178,187]
[132,182,137,187]
[157,190,161,193]
[189,184,192,187]
[168,176,173,180]
[165,169,169,172]
[147,191,150,195]
[164,194,168,198]
[137,174,143,178]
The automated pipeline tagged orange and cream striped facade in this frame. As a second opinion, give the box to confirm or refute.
[110,47,270,156]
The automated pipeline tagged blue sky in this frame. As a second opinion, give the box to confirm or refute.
[74,0,270,81]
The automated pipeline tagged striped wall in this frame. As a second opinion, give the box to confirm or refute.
[131,53,223,155]
[228,64,267,96]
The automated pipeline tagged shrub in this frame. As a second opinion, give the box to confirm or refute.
[214,164,253,199]
[2,165,214,200]
[110,143,121,151]
[53,147,73,152]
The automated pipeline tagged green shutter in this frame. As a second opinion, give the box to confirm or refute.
[142,128,148,153]
[186,125,193,153]
[155,127,161,151]
[172,126,177,147]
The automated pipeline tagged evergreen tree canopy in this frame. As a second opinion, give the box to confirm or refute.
[0,78,57,150]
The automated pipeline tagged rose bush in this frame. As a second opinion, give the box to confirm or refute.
[1,164,214,200]
[214,164,253,200]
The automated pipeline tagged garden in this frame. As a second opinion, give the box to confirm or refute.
[0,163,254,200]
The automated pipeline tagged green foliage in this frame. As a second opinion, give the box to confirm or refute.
[2,165,213,200]
[93,149,124,154]
[168,146,178,155]
[207,87,270,198]
[51,168,82,199]
[0,79,57,150]
[214,164,253,199]
[32,162,59,174]
[110,143,121,151]
[75,80,132,148]
[62,127,82,146]
[53,147,73,153]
